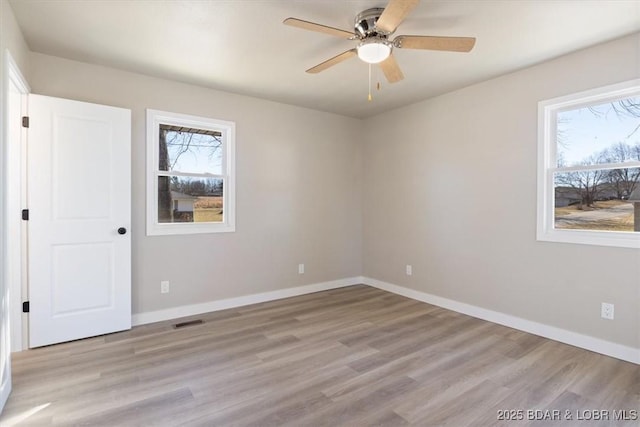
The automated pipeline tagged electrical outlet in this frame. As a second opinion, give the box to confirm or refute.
[406,265,412,276]
[601,302,614,320]
[161,280,170,294]
[298,264,305,274]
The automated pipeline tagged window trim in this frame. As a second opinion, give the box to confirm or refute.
[537,79,640,249]
[146,109,236,236]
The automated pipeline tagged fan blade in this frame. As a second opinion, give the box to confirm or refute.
[306,49,357,74]
[375,0,419,34]
[395,35,476,52]
[283,18,355,39]
[379,54,404,83]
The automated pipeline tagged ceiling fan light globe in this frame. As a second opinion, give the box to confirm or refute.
[357,41,391,64]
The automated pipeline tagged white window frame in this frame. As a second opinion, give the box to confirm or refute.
[537,79,640,249]
[146,109,235,236]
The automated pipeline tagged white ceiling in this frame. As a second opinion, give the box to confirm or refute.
[9,0,640,118]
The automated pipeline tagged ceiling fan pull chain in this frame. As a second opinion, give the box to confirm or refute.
[368,63,373,101]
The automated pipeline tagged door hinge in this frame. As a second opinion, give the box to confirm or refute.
[22,301,30,313]
[22,116,29,128]
[22,209,29,221]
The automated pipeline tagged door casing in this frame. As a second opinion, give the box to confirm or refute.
[1,50,30,415]
[6,51,29,353]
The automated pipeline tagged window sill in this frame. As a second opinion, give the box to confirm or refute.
[147,222,235,236]
[537,228,640,249]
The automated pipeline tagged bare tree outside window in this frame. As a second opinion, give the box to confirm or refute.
[602,142,640,200]
[158,128,171,222]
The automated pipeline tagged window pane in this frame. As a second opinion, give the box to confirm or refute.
[159,124,223,174]
[556,97,640,167]
[554,168,639,232]
[158,176,223,223]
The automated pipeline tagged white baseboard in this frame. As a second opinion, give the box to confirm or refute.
[361,276,640,365]
[132,277,361,326]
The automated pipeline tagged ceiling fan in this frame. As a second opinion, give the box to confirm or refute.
[284,0,476,84]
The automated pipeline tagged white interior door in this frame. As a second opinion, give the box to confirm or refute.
[28,94,131,348]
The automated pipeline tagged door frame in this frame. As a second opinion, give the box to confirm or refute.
[2,48,30,414]
[5,50,30,353]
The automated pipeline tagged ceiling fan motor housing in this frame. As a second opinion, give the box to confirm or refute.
[354,8,388,38]
[355,8,393,64]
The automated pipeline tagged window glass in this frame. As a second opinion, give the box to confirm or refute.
[157,176,224,224]
[557,98,640,167]
[159,124,223,175]
[554,168,639,232]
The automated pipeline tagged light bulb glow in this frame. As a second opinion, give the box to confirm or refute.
[357,40,391,64]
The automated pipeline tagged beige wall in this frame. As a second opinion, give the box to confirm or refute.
[28,52,363,315]
[0,0,29,72]
[362,33,640,349]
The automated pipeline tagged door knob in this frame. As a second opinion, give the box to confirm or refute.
[117,227,127,235]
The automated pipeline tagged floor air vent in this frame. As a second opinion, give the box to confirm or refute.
[173,319,204,329]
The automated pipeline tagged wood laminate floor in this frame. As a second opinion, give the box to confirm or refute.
[1,285,638,426]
